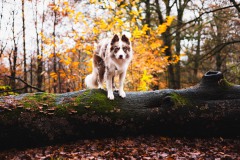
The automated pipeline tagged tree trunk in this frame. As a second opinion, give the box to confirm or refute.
[0,71,240,150]
[156,0,176,89]
[22,0,27,93]
[40,0,45,91]
[145,0,151,35]
[9,8,18,90]
[0,0,5,58]
[30,56,33,93]
[9,47,17,90]
[53,0,57,93]
[35,0,43,90]
[193,19,202,82]
[163,30,176,89]
[175,3,184,89]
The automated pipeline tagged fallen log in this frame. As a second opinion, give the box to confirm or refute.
[0,71,240,150]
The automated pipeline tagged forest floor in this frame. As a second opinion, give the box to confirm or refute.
[0,135,240,160]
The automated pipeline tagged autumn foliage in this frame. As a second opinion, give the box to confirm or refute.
[9,0,174,93]
[1,0,239,94]
[43,1,174,92]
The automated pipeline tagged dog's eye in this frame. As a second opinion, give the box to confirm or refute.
[123,47,129,52]
[114,47,120,51]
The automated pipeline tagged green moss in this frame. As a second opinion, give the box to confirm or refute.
[218,78,234,88]
[170,92,190,107]
[74,89,116,114]
[53,89,114,116]
[2,89,119,117]
[0,85,18,96]
[21,92,56,110]
[55,104,68,116]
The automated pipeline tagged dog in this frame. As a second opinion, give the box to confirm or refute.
[85,34,133,100]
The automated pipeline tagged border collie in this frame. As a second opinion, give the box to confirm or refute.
[85,34,133,100]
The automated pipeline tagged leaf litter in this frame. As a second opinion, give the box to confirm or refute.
[0,135,239,159]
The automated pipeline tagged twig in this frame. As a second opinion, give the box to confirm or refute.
[230,0,240,13]
[3,75,44,92]
[199,40,240,61]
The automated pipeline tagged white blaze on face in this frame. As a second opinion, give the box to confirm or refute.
[110,34,131,61]
[115,40,126,59]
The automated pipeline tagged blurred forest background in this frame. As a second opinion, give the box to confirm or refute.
[0,0,239,94]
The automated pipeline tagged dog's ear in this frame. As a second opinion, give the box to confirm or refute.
[111,34,119,45]
[121,34,130,45]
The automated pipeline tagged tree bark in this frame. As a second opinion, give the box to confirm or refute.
[53,0,57,93]
[193,19,202,81]
[41,0,46,91]
[230,0,240,13]
[9,8,18,91]
[0,71,240,150]
[22,0,27,93]
[35,0,43,90]
[155,0,177,89]
[175,0,191,89]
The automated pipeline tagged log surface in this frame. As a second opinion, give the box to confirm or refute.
[0,71,240,150]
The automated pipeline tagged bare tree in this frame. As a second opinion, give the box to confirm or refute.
[180,0,240,86]
[32,0,44,90]
[9,6,18,90]
[174,0,191,89]
[22,0,27,92]
[154,0,176,88]
[154,0,187,89]
[53,0,58,93]
[0,0,8,58]
[40,0,46,91]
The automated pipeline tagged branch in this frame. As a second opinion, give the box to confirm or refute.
[0,87,26,94]
[3,75,44,92]
[230,0,240,13]
[199,40,240,61]
[183,4,240,26]
[168,4,240,37]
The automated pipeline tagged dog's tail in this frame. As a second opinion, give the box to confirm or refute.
[85,70,98,89]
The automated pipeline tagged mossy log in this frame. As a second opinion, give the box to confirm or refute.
[0,71,240,150]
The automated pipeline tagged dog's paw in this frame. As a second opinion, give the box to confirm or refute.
[107,92,114,100]
[119,90,126,98]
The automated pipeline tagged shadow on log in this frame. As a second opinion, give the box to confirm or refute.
[0,71,240,150]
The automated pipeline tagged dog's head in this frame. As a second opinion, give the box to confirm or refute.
[110,34,132,60]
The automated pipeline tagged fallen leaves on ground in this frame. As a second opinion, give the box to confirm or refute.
[0,135,239,159]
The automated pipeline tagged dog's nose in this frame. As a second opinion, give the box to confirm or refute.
[119,55,123,59]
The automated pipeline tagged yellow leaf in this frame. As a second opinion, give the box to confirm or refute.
[72,62,79,68]
[59,39,64,44]
[160,46,168,53]
[37,55,42,59]
[50,72,57,79]
[93,27,100,34]
[138,69,152,91]
[89,0,97,4]
[132,27,142,38]
[156,24,167,34]
[71,48,77,53]
[63,1,68,5]
[150,40,163,50]
[49,53,54,58]
[166,16,175,26]
[85,45,92,50]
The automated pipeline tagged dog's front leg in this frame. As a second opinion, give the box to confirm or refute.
[119,71,127,98]
[106,73,114,100]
